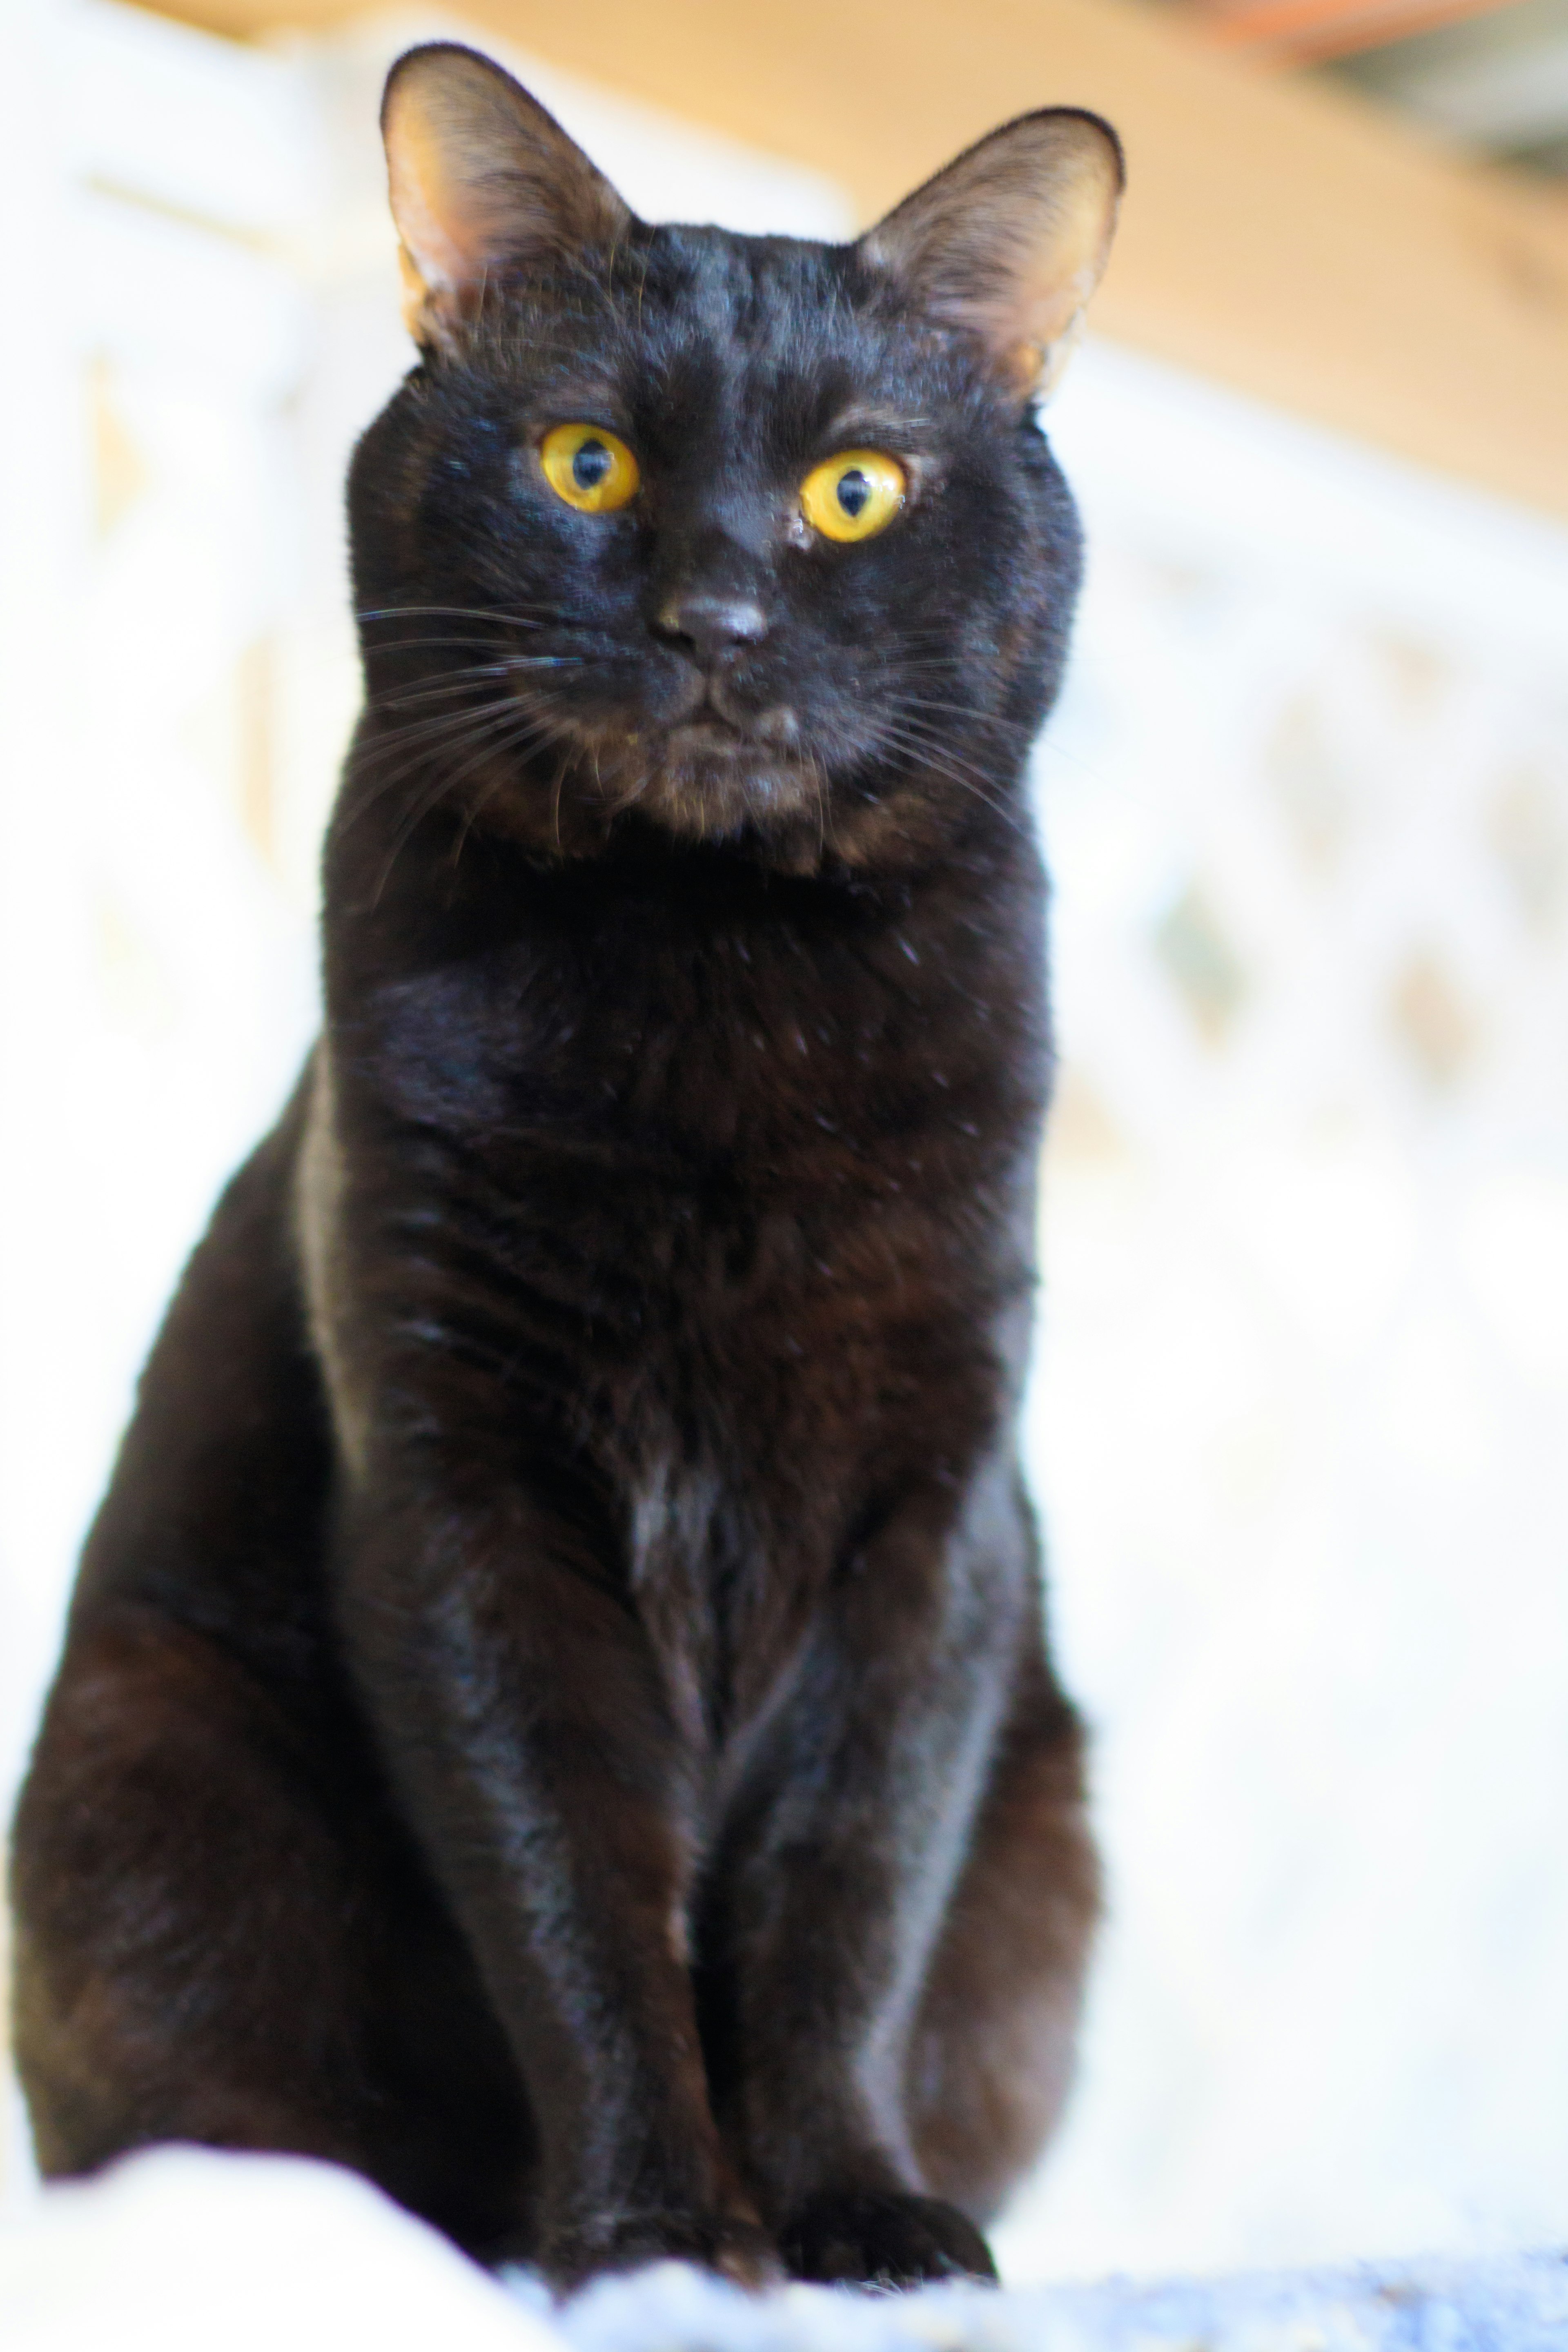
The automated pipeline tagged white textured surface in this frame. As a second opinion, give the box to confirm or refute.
[4,2149,1568,2352]
[0,2147,552,2352]
[551,2246,1568,2352]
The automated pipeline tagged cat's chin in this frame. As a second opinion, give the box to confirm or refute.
[628,726,824,848]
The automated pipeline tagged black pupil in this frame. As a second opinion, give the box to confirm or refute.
[572,439,613,491]
[836,468,871,518]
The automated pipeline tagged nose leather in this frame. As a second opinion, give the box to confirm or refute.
[655,591,768,666]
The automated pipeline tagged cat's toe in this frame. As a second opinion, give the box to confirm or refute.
[704,2219,787,2292]
[544,2211,782,2292]
[779,2191,998,2289]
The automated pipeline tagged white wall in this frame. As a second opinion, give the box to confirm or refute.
[4,0,1568,2283]
[1003,346,1568,2275]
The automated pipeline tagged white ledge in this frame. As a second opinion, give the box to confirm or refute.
[3,2146,1565,2352]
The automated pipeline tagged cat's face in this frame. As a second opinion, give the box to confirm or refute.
[347,47,1121,873]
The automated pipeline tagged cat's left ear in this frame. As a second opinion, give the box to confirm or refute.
[381,44,634,355]
[858,111,1123,401]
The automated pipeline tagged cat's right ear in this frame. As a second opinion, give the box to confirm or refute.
[381,45,633,356]
[858,110,1123,402]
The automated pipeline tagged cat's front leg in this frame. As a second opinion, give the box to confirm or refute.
[336,1473,777,2290]
[714,1466,1037,2288]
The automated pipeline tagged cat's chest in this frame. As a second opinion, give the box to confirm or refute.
[344,884,1044,1456]
[370,895,1031,1200]
[326,895,1041,1722]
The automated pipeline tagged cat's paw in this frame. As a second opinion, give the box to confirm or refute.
[543,2210,782,2292]
[779,2191,998,2290]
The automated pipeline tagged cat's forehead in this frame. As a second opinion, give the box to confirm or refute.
[637,227,851,337]
[520,226,941,448]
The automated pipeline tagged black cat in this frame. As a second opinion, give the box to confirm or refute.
[10,45,1121,2291]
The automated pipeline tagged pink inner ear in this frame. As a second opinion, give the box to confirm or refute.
[1013,198,1120,351]
[381,48,634,342]
[387,101,498,298]
[385,129,472,296]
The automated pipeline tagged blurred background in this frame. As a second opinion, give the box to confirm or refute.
[2,0,1568,2285]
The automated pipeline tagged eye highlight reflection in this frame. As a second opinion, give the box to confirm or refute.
[540,423,640,514]
[800,450,907,543]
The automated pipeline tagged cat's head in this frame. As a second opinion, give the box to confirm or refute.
[347,43,1120,874]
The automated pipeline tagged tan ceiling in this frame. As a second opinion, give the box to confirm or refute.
[147,0,1568,520]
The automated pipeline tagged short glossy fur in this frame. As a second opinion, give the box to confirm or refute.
[11,49,1119,2290]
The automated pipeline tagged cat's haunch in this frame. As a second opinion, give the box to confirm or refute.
[11,44,1120,2292]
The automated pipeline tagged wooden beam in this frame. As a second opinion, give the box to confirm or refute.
[145,0,1568,521]
[1192,0,1520,70]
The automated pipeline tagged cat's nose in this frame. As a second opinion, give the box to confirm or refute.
[655,592,768,667]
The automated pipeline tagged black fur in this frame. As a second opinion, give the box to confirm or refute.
[11,52,1114,2292]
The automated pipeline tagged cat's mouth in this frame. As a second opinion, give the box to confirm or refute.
[664,694,802,760]
[659,713,809,792]
[666,715,750,757]
[534,682,827,855]
[621,696,820,846]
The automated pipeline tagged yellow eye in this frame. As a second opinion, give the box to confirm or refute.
[539,423,640,514]
[799,449,906,543]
